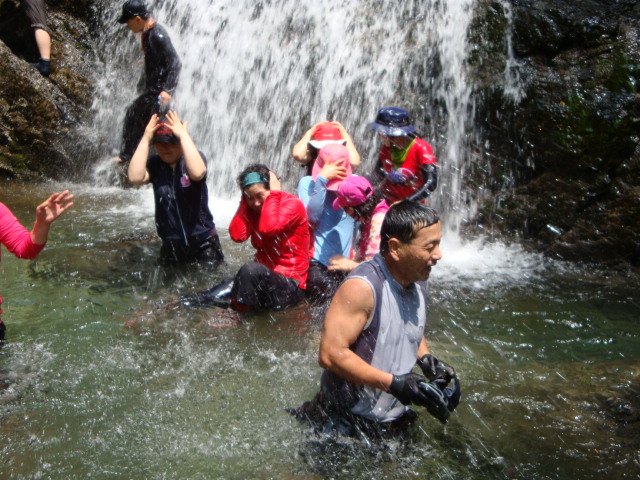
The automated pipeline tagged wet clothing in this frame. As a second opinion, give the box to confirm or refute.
[297,175,354,299]
[22,0,49,31]
[146,152,223,264]
[0,202,46,339]
[297,175,354,265]
[140,23,181,96]
[290,390,418,440]
[357,200,389,261]
[305,259,347,303]
[321,254,429,423]
[229,191,309,289]
[230,261,306,310]
[119,23,181,162]
[375,138,437,204]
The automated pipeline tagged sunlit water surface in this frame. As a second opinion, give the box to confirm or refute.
[1,181,638,480]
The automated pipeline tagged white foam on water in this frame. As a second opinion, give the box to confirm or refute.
[433,234,547,288]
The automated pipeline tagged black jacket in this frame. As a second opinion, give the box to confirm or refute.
[141,23,181,95]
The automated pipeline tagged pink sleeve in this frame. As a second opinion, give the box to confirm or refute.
[0,202,45,260]
[363,211,386,261]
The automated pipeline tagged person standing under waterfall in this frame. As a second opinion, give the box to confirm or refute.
[128,111,224,266]
[0,190,74,342]
[180,164,309,311]
[297,143,355,302]
[22,0,51,77]
[292,121,361,175]
[368,107,438,205]
[291,202,460,438]
[113,0,181,164]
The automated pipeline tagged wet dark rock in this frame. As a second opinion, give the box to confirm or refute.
[0,0,96,179]
[468,0,640,270]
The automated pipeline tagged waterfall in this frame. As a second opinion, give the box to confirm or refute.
[90,0,518,233]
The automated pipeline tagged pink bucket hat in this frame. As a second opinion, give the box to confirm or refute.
[332,176,374,210]
[312,144,353,191]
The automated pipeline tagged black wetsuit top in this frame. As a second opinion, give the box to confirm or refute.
[147,152,215,245]
[141,23,181,95]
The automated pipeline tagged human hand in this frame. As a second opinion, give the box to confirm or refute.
[143,114,160,141]
[162,110,189,140]
[158,91,172,106]
[319,156,348,182]
[388,372,430,406]
[35,190,74,225]
[269,171,281,191]
[418,354,457,388]
[327,255,359,272]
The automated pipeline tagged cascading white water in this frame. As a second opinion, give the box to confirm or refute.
[90,0,519,242]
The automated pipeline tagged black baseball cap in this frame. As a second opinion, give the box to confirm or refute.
[117,0,150,24]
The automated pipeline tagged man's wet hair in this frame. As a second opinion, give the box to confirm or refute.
[237,164,271,190]
[380,201,440,254]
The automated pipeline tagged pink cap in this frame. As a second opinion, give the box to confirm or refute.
[312,143,353,191]
[332,176,373,210]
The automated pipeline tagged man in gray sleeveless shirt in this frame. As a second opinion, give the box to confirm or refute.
[293,201,459,437]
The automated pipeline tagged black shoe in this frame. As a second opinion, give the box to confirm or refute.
[30,58,50,77]
[180,278,235,308]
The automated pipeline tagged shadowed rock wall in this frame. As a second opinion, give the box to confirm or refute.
[469,0,640,269]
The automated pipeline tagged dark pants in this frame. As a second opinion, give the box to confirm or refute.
[305,259,347,303]
[22,0,48,31]
[231,262,305,310]
[119,93,160,162]
[289,391,418,440]
[160,234,224,266]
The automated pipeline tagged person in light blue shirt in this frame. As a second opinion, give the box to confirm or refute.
[297,144,355,301]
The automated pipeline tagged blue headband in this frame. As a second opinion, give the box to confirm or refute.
[242,171,268,189]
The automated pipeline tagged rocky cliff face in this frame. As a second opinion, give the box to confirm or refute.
[0,0,95,179]
[468,0,640,269]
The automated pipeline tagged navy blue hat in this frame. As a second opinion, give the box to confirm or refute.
[419,377,461,424]
[117,0,150,24]
[367,107,417,137]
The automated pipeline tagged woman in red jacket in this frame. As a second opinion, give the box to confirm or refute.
[181,164,309,311]
[0,190,74,341]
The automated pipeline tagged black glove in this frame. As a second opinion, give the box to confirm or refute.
[388,373,430,406]
[418,354,456,388]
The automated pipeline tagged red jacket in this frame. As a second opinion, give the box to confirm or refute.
[229,191,309,289]
[379,138,436,203]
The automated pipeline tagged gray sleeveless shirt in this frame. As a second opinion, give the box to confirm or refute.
[320,254,429,422]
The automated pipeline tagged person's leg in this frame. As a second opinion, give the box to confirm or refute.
[180,277,235,308]
[231,262,305,310]
[117,94,158,162]
[306,260,346,303]
[23,0,51,76]
[34,28,51,60]
[190,233,225,266]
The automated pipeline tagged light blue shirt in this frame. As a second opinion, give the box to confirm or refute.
[297,175,354,266]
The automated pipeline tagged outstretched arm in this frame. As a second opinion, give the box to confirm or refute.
[30,190,74,245]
